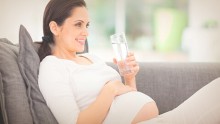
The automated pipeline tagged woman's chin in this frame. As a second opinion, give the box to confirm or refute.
[77,48,85,53]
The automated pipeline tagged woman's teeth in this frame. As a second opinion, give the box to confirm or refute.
[78,40,84,45]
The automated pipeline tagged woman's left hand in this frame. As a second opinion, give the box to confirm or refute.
[113,52,140,80]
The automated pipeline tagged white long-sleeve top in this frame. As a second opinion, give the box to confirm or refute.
[38,53,121,124]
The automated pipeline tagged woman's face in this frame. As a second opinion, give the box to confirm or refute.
[54,7,89,53]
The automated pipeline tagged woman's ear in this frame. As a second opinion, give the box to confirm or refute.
[49,21,60,36]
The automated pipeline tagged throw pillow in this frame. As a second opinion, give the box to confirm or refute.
[0,72,8,124]
[17,25,58,124]
[0,38,33,124]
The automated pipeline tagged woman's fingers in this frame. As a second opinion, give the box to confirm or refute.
[106,80,136,96]
[113,52,136,65]
[117,85,136,96]
[113,58,117,64]
[127,61,138,67]
[127,52,134,56]
[126,54,135,61]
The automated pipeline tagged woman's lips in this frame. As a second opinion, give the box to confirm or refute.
[77,39,86,45]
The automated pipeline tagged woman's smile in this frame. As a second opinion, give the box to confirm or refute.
[76,38,86,46]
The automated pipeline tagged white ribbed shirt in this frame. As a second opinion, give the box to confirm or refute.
[38,53,121,124]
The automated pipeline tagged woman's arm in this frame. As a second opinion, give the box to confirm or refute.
[77,80,136,124]
[76,84,114,124]
[124,77,137,89]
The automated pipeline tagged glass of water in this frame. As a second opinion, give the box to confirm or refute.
[110,32,132,76]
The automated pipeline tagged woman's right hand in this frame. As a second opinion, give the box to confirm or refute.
[104,80,136,97]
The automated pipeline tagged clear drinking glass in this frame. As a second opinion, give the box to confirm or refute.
[110,32,132,76]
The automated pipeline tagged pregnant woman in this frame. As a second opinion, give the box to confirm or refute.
[38,0,158,124]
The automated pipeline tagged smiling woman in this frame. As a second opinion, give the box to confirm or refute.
[37,0,159,124]
[38,0,89,61]
[49,7,89,60]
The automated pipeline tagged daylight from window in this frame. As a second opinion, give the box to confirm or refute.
[86,0,220,62]
[1,0,220,62]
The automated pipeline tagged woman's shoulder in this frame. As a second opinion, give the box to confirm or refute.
[39,55,71,78]
[39,55,67,70]
[40,55,58,65]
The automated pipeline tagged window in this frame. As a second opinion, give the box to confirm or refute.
[86,0,189,62]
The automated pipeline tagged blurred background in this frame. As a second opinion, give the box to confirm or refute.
[1,0,220,62]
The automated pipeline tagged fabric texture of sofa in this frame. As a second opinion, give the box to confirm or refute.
[1,25,220,124]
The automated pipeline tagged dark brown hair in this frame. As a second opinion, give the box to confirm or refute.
[38,0,86,61]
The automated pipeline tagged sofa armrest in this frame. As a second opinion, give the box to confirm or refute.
[107,62,220,114]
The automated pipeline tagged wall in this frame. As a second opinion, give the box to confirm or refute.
[189,0,220,27]
[183,0,220,62]
[0,0,49,43]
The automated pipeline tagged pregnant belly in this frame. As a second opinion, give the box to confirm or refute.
[103,91,154,124]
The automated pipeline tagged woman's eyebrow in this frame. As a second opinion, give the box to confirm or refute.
[74,20,83,23]
[74,20,90,23]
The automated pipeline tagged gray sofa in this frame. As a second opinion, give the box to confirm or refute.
[1,25,220,124]
[109,62,220,114]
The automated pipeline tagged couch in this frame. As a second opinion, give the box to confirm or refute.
[1,25,220,124]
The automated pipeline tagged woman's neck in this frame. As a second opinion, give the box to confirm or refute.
[52,46,77,60]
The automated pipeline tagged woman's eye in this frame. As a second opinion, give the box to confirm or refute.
[75,23,82,27]
[86,24,90,28]
[75,22,89,28]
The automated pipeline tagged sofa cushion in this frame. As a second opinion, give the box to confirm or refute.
[17,25,58,124]
[138,77,220,124]
[0,38,33,124]
[0,72,8,124]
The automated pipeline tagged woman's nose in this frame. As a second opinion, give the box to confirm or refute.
[81,27,89,36]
